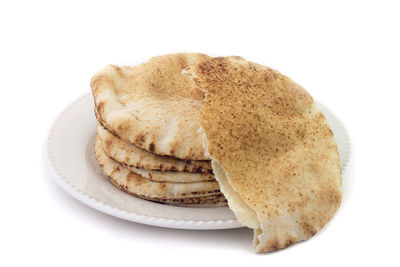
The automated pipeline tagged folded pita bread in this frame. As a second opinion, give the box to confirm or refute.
[95,136,222,199]
[91,53,211,160]
[185,57,342,252]
[96,123,212,173]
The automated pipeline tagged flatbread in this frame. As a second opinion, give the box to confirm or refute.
[109,182,227,206]
[126,167,215,183]
[96,125,215,182]
[91,53,211,160]
[96,123,212,173]
[95,135,221,199]
[186,57,342,252]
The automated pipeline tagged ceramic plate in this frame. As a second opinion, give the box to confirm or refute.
[46,94,350,230]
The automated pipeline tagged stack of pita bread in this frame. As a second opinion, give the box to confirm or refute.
[91,53,343,253]
[91,53,227,206]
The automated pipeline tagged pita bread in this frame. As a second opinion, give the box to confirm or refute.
[109,182,227,206]
[172,202,228,208]
[95,136,221,199]
[96,123,212,173]
[186,57,342,252]
[91,53,211,160]
[126,167,215,183]
[96,126,215,182]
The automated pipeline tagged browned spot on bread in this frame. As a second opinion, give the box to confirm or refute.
[111,65,121,72]
[284,238,295,247]
[193,166,203,173]
[169,166,177,172]
[282,236,297,248]
[300,221,317,236]
[96,101,105,115]
[134,134,145,145]
[104,138,113,148]
[116,122,130,134]
[126,172,145,186]
[267,237,281,252]
[149,143,155,153]
[109,166,121,176]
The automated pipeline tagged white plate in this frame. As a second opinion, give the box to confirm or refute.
[46,94,351,230]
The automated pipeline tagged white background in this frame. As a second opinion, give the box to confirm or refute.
[1,0,399,266]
